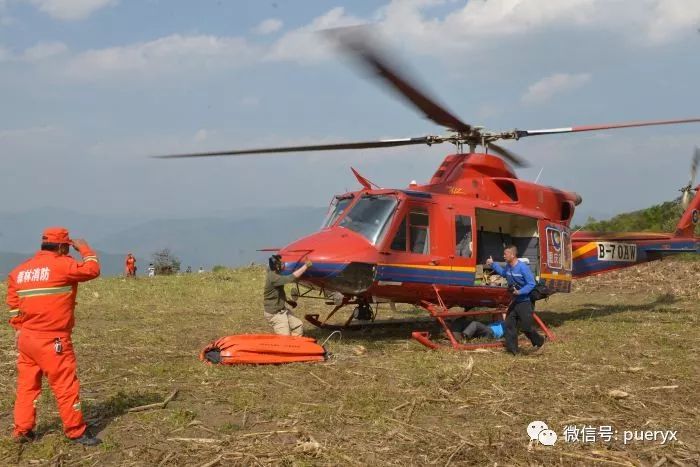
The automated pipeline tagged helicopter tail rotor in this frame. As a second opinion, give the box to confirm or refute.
[681,146,699,209]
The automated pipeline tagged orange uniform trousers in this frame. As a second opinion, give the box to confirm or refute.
[14,330,85,439]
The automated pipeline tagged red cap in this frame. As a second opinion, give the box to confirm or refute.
[42,227,71,244]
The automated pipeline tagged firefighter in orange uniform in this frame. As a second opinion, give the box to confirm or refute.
[7,227,101,446]
[125,252,136,277]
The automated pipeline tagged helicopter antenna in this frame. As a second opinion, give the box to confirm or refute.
[534,167,544,184]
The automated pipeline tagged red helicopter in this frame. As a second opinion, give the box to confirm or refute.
[159,30,700,350]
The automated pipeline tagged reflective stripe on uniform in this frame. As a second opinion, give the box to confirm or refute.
[9,308,19,316]
[83,256,99,263]
[17,285,73,297]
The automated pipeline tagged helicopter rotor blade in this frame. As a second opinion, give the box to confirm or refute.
[487,142,529,168]
[326,27,472,134]
[152,136,439,159]
[516,117,700,138]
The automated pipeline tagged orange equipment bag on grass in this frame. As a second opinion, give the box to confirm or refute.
[199,334,327,365]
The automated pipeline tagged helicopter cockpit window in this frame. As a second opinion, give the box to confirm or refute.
[321,195,354,229]
[455,215,472,258]
[338,194,398,245]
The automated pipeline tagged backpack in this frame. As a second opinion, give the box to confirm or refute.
[530,283,553,302]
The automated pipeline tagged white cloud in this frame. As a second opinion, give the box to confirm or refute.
[266,7,365,63]
[377,0,700,53]
[10,1,700,84]
[64,34,259,80]
[0,45,10,62]
[194,129,209,143]
[521,73,591,104]
[0,0,14,25]
[22,41,68,61]
[240,96,259,109]
[28,0,117,21]
[645,0,700,43]
[253,18,283,35]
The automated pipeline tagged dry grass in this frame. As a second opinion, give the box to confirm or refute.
[0,260,698,466]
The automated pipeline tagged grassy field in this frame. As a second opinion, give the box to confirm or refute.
[0,259,698,466]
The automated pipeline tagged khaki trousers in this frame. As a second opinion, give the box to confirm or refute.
[264,309,304,336]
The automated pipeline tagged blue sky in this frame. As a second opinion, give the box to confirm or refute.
[1,0,699,222]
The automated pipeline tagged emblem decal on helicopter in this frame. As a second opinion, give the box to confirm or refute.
[597,242,637,262]
[692,209,699,225]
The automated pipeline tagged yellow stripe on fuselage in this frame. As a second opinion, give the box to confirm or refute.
[572,242,597,259]
[379,263,476,273]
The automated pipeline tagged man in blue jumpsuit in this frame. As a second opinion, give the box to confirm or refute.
[486,245,544,354]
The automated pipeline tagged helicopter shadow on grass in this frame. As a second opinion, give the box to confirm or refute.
[34,390,164,439]
[304,313,461,344]
[305,293,685,344]
[534,292,685,328]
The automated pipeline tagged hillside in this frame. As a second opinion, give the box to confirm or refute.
[1,197,696,278]
[0,260,697,465]
[0,206,327,276]
[575,198,698,234]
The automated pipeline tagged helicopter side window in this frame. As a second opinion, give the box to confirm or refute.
[455,215,472,258]
[409,210,429,254]
[390,216,407,251]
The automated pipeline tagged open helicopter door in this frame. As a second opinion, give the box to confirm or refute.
[538,221,573,293]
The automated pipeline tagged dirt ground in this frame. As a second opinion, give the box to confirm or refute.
[0,259,698,466]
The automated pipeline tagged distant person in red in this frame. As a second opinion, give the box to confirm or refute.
[125,253,136,277]
[6,227,102,446]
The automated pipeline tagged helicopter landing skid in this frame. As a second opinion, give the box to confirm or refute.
[411,286,556,351]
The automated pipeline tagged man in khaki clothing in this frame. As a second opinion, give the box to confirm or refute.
[263,255,312,336]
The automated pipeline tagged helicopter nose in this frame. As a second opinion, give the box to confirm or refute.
[281,227,378,265]
[278,228,379,294]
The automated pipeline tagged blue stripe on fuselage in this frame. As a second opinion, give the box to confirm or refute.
[376,265,475,286]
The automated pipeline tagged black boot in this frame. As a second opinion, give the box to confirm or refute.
[14,430,36,444]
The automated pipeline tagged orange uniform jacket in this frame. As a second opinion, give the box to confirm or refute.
[7,246,100,334]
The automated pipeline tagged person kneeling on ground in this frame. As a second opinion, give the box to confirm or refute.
[454,319,505,340]
[263,255,312,336]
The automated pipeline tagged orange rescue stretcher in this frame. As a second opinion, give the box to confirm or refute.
[200,334,327,365]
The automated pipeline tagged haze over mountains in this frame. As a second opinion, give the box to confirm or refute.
[0,206,327,276]
[0,203,624,277]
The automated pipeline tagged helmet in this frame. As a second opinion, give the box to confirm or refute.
[268,254,283,272]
